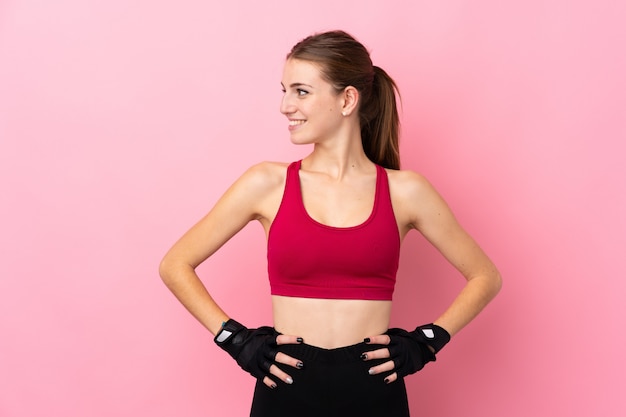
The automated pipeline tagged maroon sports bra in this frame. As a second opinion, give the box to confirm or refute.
[267,160,400,300]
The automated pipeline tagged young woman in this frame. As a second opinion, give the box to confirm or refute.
[159,30,502,417]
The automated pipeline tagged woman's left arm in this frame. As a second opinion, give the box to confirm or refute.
[362,170,502,382]
[398,170,502,336]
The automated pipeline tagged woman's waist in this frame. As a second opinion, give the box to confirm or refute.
[276,340,387,364]
[272,295,391,349]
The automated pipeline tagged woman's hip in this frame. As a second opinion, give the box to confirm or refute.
[250,342,410,417]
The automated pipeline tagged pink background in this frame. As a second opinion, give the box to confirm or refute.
[1,1,624,416]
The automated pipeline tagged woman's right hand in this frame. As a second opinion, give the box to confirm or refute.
[214,319,304,388]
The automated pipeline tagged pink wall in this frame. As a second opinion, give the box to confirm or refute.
[1,1,624,416]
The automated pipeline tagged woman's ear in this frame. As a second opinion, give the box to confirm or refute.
[341,86,359,117]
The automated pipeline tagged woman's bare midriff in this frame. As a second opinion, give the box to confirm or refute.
[271,295,392,349]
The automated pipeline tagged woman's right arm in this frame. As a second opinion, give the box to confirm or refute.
[158,162,282,335]
[159,162,304,387]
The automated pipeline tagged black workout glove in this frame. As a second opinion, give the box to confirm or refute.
[214,318,279,380]
[387,323,451,378]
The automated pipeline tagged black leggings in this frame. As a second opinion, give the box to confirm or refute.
[250,342,410,417]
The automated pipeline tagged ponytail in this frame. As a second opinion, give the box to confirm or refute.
[360,66,401,170]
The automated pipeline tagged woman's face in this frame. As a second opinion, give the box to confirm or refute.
[280,58,344,145]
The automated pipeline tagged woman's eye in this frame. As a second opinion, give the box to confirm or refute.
[297,89,308,96]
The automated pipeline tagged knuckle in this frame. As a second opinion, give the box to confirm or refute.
[273,367,288,379]
[269,364,281,375]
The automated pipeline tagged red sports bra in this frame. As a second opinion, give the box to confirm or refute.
[267,160,400,300]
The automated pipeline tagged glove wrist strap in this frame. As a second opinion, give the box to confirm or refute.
[214,318,244,345]
[414,323,451,353]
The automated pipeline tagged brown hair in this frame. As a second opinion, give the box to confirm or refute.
[287,30,401,169]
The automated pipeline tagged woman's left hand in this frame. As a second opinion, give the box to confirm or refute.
[361,325,448,383]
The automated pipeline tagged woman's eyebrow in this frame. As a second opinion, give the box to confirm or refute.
[281,82,315,89]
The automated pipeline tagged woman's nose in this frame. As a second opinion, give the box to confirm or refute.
[280,93,295,115]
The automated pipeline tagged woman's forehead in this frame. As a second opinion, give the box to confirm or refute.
[281,59,325,85]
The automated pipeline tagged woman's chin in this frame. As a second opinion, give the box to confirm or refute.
[289,135,314,145]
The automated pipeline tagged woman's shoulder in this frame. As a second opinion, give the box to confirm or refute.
[236,160,292,191]
[385,167,450,229]
[385,167,433,196]
[244,160,291,178]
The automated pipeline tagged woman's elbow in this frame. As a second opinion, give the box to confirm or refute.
[158,255,177,286]
[489,269,503,298]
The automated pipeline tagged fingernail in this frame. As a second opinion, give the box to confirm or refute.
[368,369,375,375]
[296,361,304,369]
[296,337,304,343]
[384,378,390,384]
[270,383,277,389]
[285,377,293,384]
[360,353,367,360]
[363,337,371,343]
